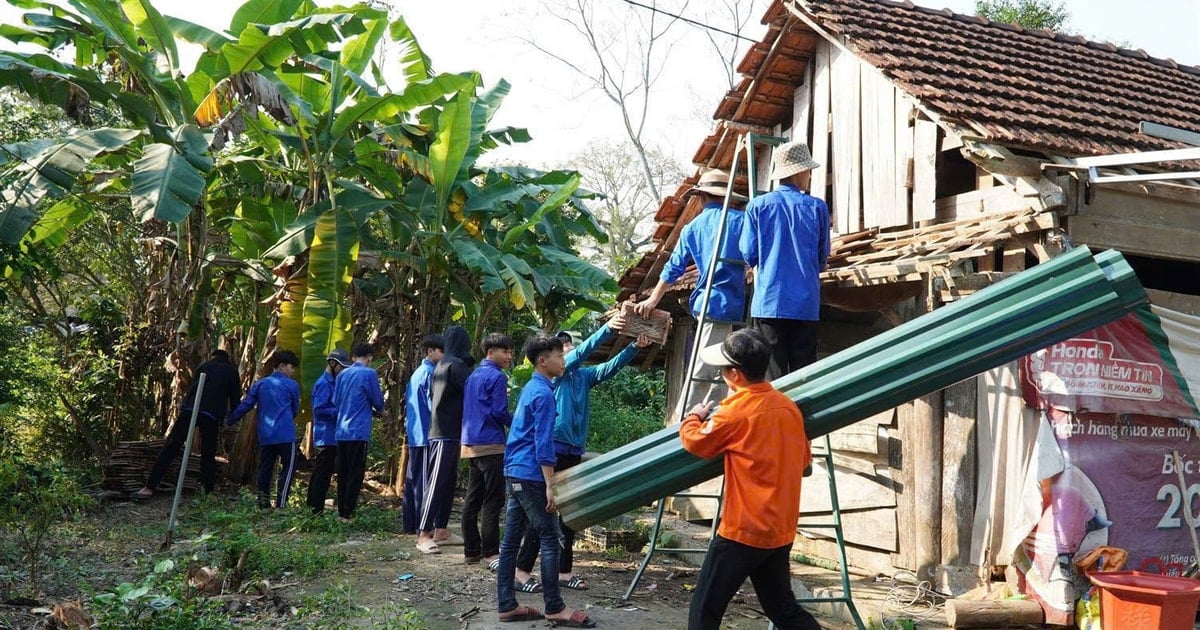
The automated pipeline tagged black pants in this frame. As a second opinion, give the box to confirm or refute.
[336,440,368,518]
[419,440,460,532]
[753,318,819,380]
[688,535,819,630]
[516,453,582,573]
[306,444,338,514]
[461,453,505,558]
[257,442,297,508]
[146,410,219,493]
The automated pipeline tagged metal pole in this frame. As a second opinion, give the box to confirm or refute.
[161,373,207,551]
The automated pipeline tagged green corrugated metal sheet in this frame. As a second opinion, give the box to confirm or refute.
[556,247,1148,530]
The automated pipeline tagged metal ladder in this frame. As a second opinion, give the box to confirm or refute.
[624,132,777,599]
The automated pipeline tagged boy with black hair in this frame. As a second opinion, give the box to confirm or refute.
[136,349,242,498]
[307,348,352,514]
[334,342,386,521]
[494,334,595,628]
[227,350,302,509]
[402,334,445,534]
[418,325,474,553]
[460,333,515,566]
[680,329,819,630]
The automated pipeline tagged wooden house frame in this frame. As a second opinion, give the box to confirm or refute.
[616,0,1200,578]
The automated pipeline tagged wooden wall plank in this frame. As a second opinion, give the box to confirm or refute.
[801,461,895,512]
[830,45,862,232]
[1069,216,1200,264]
[860,69,883,229]
[811,40,831,226]
[941,377,977,565]
[792,62,813,145]
[893,92,914,227]
[913,118,938,222]
[799,507,898,552]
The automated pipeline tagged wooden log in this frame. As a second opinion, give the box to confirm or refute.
[945,599,1043,628]
[614,302,672,346]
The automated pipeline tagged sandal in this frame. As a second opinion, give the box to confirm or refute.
[562,575,589,590]
[488,558,501,572]
[415,540,441,555]
[498,605,544,622]
[515,578,542,593]
[547,608,596,628]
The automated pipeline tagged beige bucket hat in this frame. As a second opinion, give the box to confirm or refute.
[692,169,748,201]
[770,140,821,180]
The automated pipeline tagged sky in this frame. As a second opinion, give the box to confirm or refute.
[1,0,1198,169]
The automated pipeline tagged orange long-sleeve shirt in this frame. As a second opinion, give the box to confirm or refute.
[679,382,811,549]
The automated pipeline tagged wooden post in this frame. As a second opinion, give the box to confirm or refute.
[664,317,693,425]
[941,377,977,564]
[911,275,943,575]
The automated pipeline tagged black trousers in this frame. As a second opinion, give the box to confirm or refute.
[306,444,338,513]
[257,442,296,508]
[146,410,219,493]
[753,318,819,380]
[461,453,505,558]
[419,440,460,532]
[688,535,820,630]
[516,453,582,573]
[335,440,368,518]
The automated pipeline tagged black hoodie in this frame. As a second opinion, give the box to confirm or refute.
[429,325,473,441]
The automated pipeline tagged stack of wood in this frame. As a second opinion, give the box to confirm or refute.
[101,439,227,493]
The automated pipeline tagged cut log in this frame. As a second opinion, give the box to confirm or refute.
[614,302,672,345]
[945,599,1043,628]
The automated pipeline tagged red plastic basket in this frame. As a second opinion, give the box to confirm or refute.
[1088,571,1200,630]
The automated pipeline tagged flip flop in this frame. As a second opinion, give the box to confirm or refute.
[488,558,501,572]
[415,540,441,555]
[547,609,596,628]
[562,575,588,590]
[131,489,154,500]
[435,533,464,546]
[498,605,544,622]
[515,578,542,593]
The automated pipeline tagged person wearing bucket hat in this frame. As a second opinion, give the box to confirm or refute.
[679,329,817,630]
[739,139,830,379]
[634,168,749,421]
[306,348,353,514]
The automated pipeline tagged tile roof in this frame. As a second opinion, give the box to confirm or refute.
[801,0,1200,157]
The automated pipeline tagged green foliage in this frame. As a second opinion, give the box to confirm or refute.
[975,0,1070,30]
[0,452,92,594]
[190,494,346,579]
[294,582,423,629]
[587,368,667,453]
[90,559,233,630]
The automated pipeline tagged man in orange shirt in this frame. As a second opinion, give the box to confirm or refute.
[679,329,819,630]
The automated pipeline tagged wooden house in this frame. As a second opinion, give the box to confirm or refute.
[616,0,1200,578]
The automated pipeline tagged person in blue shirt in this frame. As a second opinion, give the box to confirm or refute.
[514,316,651,590]
[739,140,830,379]
[402,334,444,534]
[333,342,386,521]
[226,350,301,509]
[418,325,474,553]
[460,333,514,566]
[494,334,595,628]
[634,168,748,421]
[306,348,352,515]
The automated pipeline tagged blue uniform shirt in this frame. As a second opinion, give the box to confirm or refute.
[661,201,747,323]
[739,185,830,320]
[553,324,640,455]
[311,371,337,448]
[504,372,557,482]
[404,358,436,447]
[462,359,512,446]
[227,371,300,446]
[334,363,385,442]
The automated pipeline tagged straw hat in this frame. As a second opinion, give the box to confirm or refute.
[770,140,821,180]
[692,169,748,201]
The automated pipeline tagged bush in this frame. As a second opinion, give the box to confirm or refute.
[587,368,667,453]
[0,452,92,595]
[90,559,232,630]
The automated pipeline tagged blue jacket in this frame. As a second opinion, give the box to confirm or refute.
[404,358,436,448]
[739,184,830,321]
[553,324,640,455]
[227,371,300,446]
[504,372,557,482]
[462,358,512,447]
[334,363,385,442]
[661,201,746,323]
[311,371,337,448]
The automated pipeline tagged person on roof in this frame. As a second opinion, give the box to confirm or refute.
[739,140,830,379]
[633,168,748,420]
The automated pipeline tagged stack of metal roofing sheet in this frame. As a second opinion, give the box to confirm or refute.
[556,247,1148,530]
